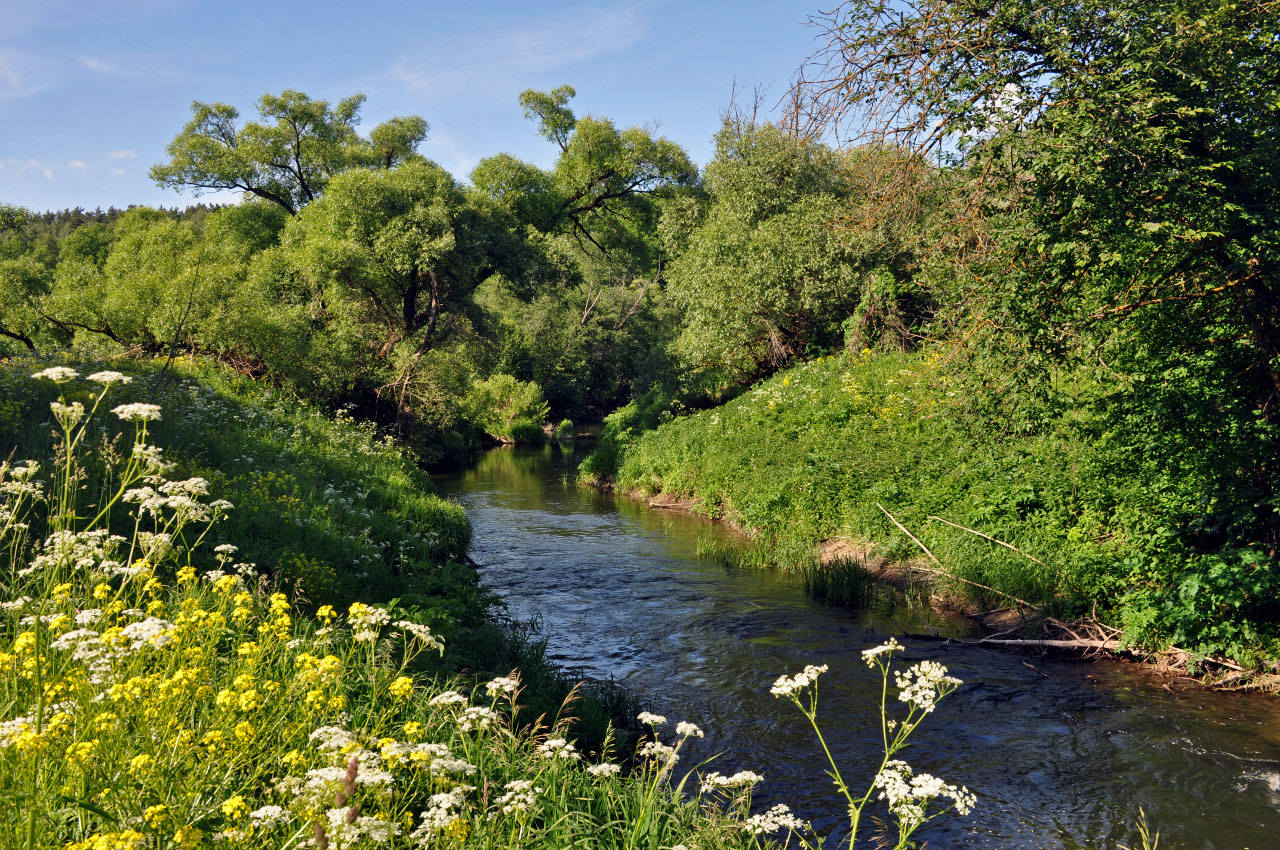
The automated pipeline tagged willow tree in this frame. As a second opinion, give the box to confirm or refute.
[283,161,534,418]
[151,90,428,214]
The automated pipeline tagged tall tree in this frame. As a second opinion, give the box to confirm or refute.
[151,90,428,214]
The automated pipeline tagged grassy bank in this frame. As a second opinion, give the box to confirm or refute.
[590,350,1280,667]
[0,361,791,848]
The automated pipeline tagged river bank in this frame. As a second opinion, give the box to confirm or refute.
[618,480,1278,691]
[581,351,1280,681]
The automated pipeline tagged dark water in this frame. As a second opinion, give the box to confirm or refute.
[436,446,1280,850]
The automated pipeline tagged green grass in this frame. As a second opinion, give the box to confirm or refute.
[596,349,1280,662]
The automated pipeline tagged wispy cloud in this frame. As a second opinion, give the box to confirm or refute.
[68,160,85,169]
[107,149,136,160]
[0,49,52,101]
[385,4,647,99]
[111,168,126,176]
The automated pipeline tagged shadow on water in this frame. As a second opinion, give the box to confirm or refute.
[435,445,1280,850]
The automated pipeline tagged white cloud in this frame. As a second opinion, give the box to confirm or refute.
[68,160,86,169]
[0,49,51,101]
[107,149,136,160]
[111,168,126,176]
[386,4,646,99]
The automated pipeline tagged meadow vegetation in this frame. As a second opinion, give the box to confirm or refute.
[0,366,990,848]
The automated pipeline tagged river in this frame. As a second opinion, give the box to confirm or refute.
[436,445,1280,849]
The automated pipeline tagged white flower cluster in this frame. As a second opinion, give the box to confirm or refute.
[32,366,78,382]
[861,637,904,666]
[484,675,520,697]
[111,402,162,422]
[770,664,829,697]
[1,460,42,503]
[395,620,444,653]
[25,529,121,578]
[87,370,131,385]
[638,739,678,766]
[249,805,290,827]
[743,803,805,835]
[324,807,399,844]
[873,760,975,830]
[412,785,474,839]
[895,660,962,714]
[535,737,580,761]
[119,617,175,651]
[700,770,764,794]
[0,715,33,747]
[494,779,541,815]
[349,605,391,643]
[458,706,497,732]
[636,711,666,726]
[427,690,469,707]
[675,721,703,739]
[50,400,85,426]
[586,762,621,778]
[309,725,357,752]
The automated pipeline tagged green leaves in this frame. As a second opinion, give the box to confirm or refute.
[150,90,429,214]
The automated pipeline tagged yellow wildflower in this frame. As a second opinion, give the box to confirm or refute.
[176,566,197,584]
[173,826,203,849]
[144,804,168,829]
[221,795,249,822]
[388,676,414,700]
[128,754,154,776]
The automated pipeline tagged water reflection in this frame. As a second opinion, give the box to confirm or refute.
[436,445,1280,849]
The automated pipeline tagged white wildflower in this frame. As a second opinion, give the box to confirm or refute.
[895,660,962,714]
[484,675,520,697]
[770,664,829,697]
[428,690,469,707]
[873,760,975,830]
[493,780,541,816]
[50,400,85,426]
[700,770,764,794]
[87,371,131,385]
[31,366,78,383]
[638,739,678,766]
[675,721,704,739]
[861,638,904,666]
[120,617,174,650]
[535,737,580,761]
[249,805,289,826]
[393,620,444,652]
[637,711,666,726]
[458,706,497,732]
[111,402,161,422]
[587,762,621,778]
[309,726,356,752]
[743,803,805,835]
[412,785,473,837]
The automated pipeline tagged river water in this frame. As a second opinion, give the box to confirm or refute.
[436,445,1280,849]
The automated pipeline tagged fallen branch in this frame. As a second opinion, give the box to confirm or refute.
[970,637,1121,651]
[926,515,1046,566]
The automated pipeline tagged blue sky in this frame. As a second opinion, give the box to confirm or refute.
[0,0,822,212]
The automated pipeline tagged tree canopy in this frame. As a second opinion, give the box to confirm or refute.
[151,90,428,214]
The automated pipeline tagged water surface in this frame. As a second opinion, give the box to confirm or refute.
[436,446,1280,849]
